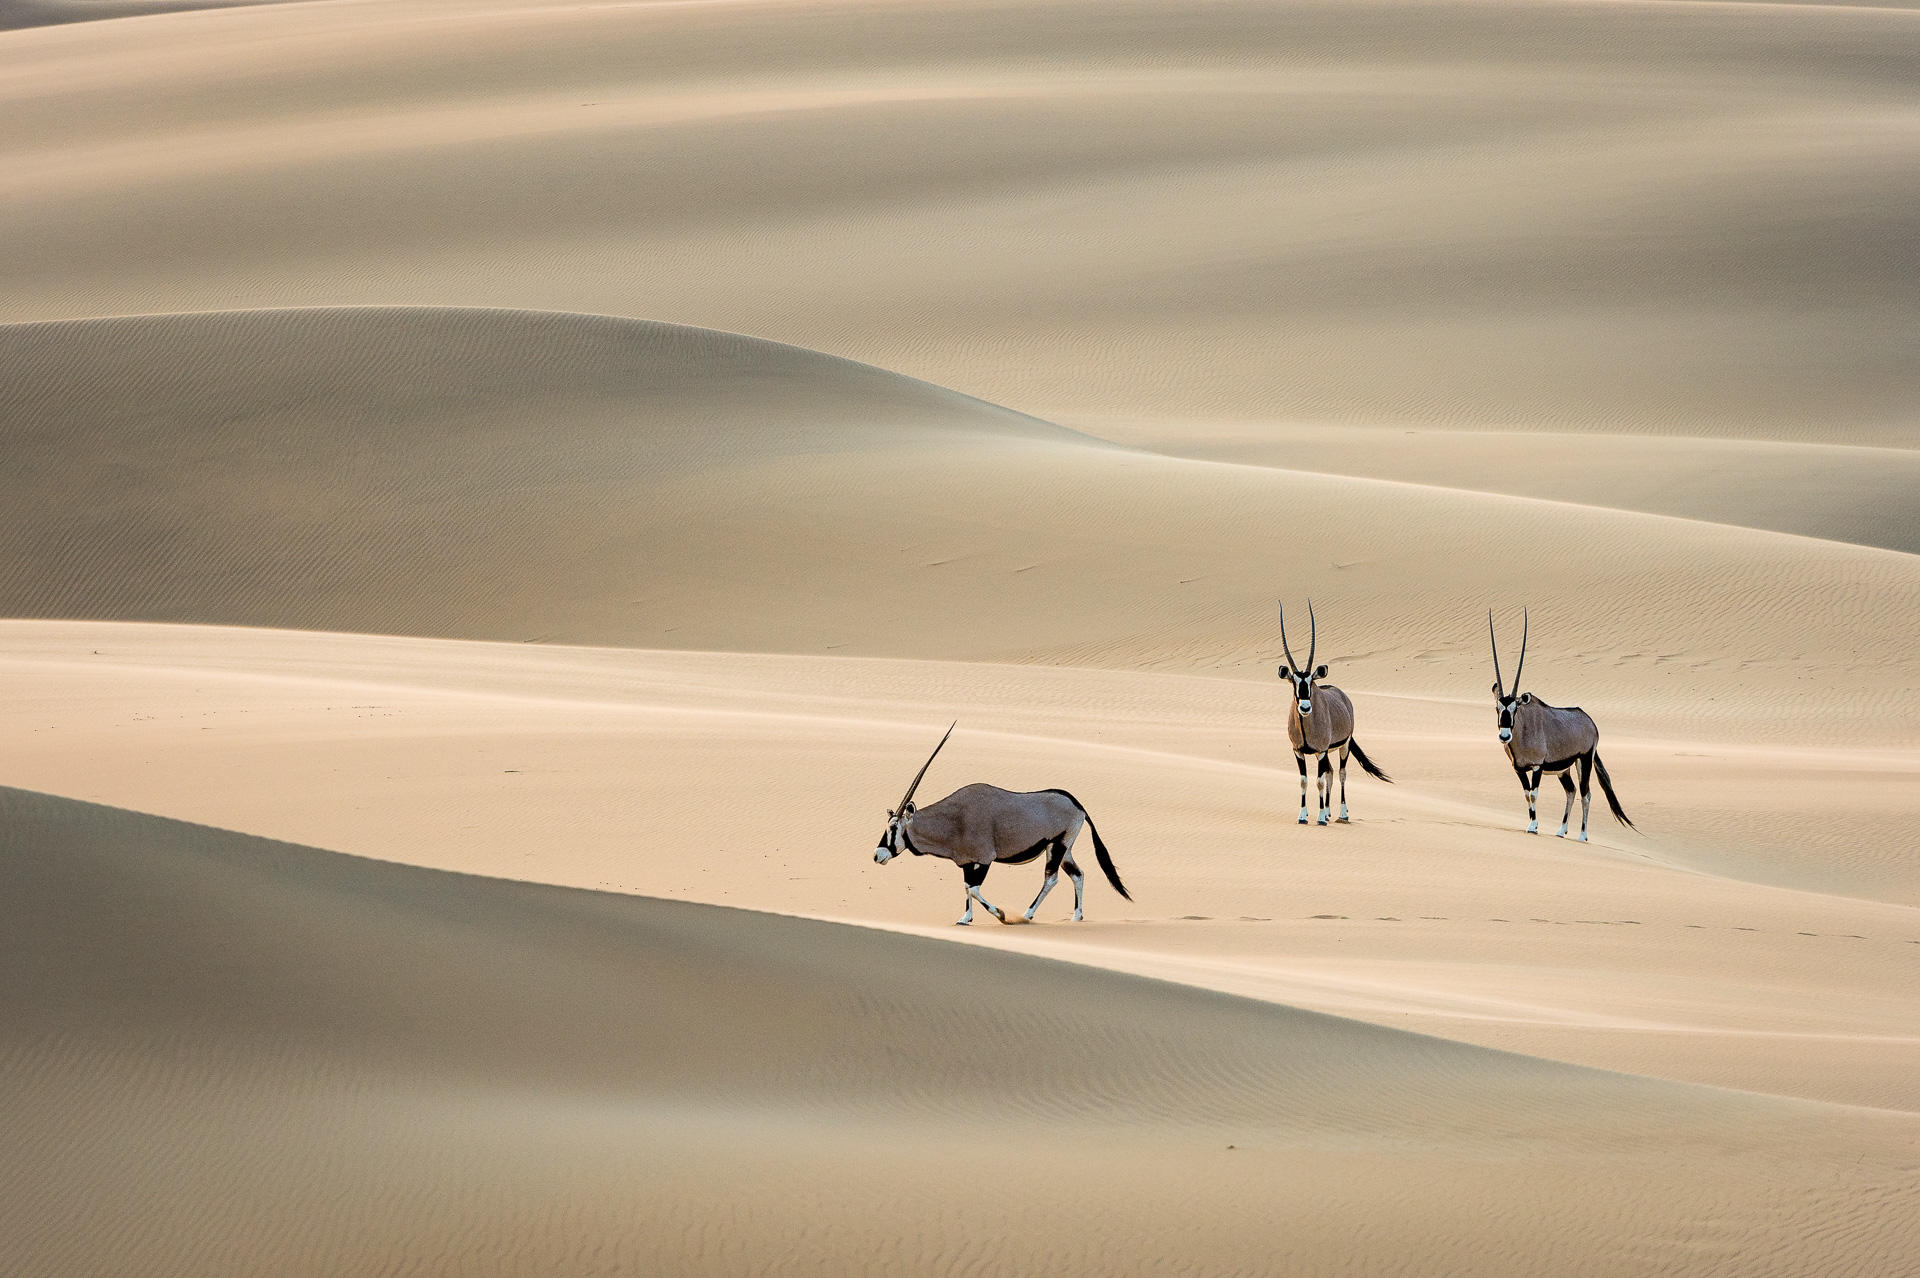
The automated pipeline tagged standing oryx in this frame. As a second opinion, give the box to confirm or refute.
[1488,609,1633,841]
[1277,600,1392,824]
[871,724,1131,925]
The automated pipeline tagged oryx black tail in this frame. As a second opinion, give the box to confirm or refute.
[1592,752,1634,829]
[1048,790,1131,901]
[1348,739,1393,784]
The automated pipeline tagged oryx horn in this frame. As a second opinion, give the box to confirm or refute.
[1513,607,1528,695]
[1488,608,1504,694]
[895,721,956,816]
[1278,600,1297,670]
[1306,597,1317,671]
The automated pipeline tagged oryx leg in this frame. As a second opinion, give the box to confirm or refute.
[1556,771,1576,838]
[1295,751,1310,824]
[1023,841,1068,921]
[1514,764,1536,833]
[1337,741,1351,823]
[1576,753,1595,842]
[958,863,1008,926]
[1062,853,1087,922]
[1316,753,1333,824]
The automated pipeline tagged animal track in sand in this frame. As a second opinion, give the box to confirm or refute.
[1298,914,1909,944]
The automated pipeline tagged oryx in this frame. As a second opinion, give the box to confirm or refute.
[872,724,1131,925]
[1276,600,1392,824]
[1488,609,1634,841]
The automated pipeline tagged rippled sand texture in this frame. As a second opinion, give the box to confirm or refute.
[2,2,1918,1276]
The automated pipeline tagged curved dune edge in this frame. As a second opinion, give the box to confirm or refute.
[1084,419,1920,557]
[4,0,1917,443]
[4,621,1916,1113]
[3,305,1916,751]
[0,0,291,31]
[5,785,1917,1277]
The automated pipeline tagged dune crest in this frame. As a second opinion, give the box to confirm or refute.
[5,786,1917,1277]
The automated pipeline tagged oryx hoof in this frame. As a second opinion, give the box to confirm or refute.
[1022,910,1037,922]
[1316,815,1330,826]
[1298,814,1309,825]
[992,911,1009,924]
[954,919,971,927]
[1577,832,1589,843]
[1072,911,1085,922]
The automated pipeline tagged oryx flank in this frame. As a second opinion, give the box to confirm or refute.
[1488,609,1633,841]
[1276,600,1392,824]
[872,724,1131,925]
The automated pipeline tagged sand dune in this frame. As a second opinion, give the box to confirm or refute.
[2,0,1916,439]
[5,306,1917,749]
[1091,418,1920,555]
[0,0,288,32]
[5,0,1918,1271]
[4,620,1916,1115]
[6,786,1917,1277]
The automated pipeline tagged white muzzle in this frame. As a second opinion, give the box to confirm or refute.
[1499,728,1512,743]
[1298,700,1313,715]
[874,846,894,864]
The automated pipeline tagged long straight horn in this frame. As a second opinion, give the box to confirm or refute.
[895,721,955,815]
[1278,601,1299,669]
[1306,597,1318,671]
[1513,608,1528,694]
[1488,609,1504,693]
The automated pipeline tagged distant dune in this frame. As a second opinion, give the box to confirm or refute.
[3,307,1915,751]
[3,0,1915,440]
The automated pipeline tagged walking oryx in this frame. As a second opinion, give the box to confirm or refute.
[1488,609,1633,841]
[1276,600,1392,824]
[871,724,1131,925]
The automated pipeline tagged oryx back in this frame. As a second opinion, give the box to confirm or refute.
[909,784,1082,867]
[1509,700,1599,770]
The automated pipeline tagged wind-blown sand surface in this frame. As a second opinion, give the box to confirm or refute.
[3,0,1918,1274]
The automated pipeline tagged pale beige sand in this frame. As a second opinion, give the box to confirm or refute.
[4,0,1920,1272]
[4,621,1917,1119]
[2,0,1917,440]
[5,786,1918,1277]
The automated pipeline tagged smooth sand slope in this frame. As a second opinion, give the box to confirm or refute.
[4,621,1918,1116]
[5,306,1917,743]
[2,0,1916,441]
[6,786,1918,1277]
[4,0,1919,1273]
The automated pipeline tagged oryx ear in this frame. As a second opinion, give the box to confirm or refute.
[903,800,916,815]
[1277,665,1291,679]
[1313,664,1328,679]
[1491,681,1502,694]
[1518,692,1533,705]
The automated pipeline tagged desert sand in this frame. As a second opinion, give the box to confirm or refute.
[2,2,1917,1275]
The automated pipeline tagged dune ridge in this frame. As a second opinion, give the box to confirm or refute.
[3,0,1916,440]
[4,306,1915,750]
[6,785,1917,1277]
[4,620,1916,1114]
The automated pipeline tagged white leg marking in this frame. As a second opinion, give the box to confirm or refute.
[968,883,1007,923]
[1024,872,1058,921]
[956,897,973,926]
[1067,865,1085,921]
